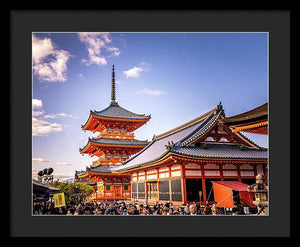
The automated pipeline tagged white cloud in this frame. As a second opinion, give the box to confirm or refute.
[32,110,45,117]
[33,99,63,137]
[32,36,54,64]
[32,34,71,82]
[43,112,77,119]
[32,99,43,109]
[32,158,51,163]
[123,62,150,78]
[136,88,166,96]
[53,173,74,181]
[124,66,145,78]
[78,32,120,66]
[55,162,72,166]
[106,46,121,56]
[32,117,63,136]
[32,99,78,137]
[32,99,45,117]
[32,158,72,166]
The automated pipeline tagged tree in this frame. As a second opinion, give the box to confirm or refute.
[49,180,93,203]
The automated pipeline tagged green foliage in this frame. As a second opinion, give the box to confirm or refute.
[49,180,93,203]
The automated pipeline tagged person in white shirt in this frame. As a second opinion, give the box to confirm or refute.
[189,204,198,215]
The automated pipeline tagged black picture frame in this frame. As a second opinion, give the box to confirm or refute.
[10,10,291,237]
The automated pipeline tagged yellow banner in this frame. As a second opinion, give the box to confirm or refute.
[53,192,66,208]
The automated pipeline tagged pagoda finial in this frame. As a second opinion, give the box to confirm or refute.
[110,64,117,105]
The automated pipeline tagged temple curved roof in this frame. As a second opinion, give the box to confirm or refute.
[112,103,267,172]
[79,137,149,153]
[221,103,268,126]
[171,144,268,159]
[112,106,220,172]
[88,137,149,146]
[91,102,151,120]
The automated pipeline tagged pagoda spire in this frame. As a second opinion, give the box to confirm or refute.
[110,65,117,105]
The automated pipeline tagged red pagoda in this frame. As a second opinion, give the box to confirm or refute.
[76,65,151,201]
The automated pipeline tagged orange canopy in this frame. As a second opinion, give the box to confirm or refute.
[213,181,255,208]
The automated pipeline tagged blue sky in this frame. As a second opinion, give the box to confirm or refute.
[32,32,268,180]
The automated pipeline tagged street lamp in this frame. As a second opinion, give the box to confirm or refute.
[247,174,268,215]
[37,167,54,184]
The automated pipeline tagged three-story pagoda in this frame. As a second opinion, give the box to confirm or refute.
[76,65,151,201]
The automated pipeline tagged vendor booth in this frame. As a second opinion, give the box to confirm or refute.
[212,181,255,208]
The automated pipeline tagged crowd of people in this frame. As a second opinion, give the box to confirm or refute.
[33,200,235,215]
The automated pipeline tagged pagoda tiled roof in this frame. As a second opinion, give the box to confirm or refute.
[91,102,151,120]
[87,165,113,173]
[89,137,149,146]
[76,175,97,185]
[79,137,149,153]
[76,165,113,179]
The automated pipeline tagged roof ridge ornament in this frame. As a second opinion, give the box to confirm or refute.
[239,144,246,151]
[217,102,223,111]
[216,101,226,117]
[201,143,207,149]
[165,141,175,150]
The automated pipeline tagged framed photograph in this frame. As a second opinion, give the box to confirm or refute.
[11,10,290,237]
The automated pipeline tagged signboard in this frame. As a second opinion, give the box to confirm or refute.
[53,192,66,208]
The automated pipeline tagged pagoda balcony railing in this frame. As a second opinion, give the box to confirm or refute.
[96,131,135,139]
[92,157,127,167]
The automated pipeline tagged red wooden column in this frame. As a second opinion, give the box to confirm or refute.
[113,185,116,202]
[120,184,123,199]
[254,164,258,177]
[156,168,160,203]
[237,164,242,182]
[136,172,139,201]
[220,163,224,181]
[145,169,148,203]
[181,164,187,205]
[168,165,172,202]
[201,164,206,203]
[263,164,268,184]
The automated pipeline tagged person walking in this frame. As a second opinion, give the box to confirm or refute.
[184,203,190,215]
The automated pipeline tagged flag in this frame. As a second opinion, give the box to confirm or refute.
[53,192,66,208]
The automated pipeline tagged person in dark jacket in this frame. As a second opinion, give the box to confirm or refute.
[104,202,120,215]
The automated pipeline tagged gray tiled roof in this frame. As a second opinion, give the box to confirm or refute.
[87,165,113,173]
[32,179,60,191]
[222,103,268,124]
[89,137,149,146]
[112,104,268,172]
[171,144,268,159]
[112,116,208,171]
[92,102,151,120]
[179,110,223,146]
